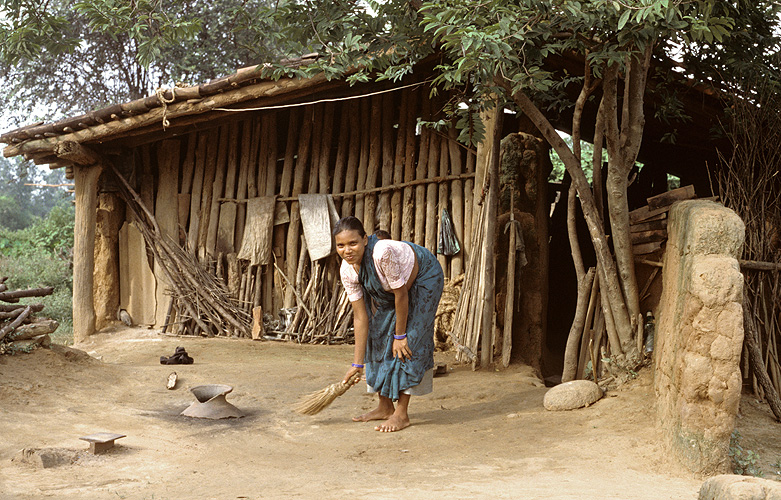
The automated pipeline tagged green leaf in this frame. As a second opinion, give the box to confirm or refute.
[618,9,631,30]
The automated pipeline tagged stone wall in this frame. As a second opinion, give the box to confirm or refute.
[655,200,745,474]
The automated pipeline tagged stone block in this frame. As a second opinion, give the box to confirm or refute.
[699,474,781,500]
[543,380,602,411]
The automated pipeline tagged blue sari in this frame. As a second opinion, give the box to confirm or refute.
[358,235,444,401]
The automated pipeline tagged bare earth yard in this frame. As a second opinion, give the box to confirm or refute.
[1,326,779,500]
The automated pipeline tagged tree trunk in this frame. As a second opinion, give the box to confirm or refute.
[562,268,596,381]
[744,297,781,421]
[502,81,635,361]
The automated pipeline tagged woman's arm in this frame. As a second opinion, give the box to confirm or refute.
[343,298,368,384]
[391,286,412,361]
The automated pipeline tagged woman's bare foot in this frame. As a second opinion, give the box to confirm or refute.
[352,406,394,422]
[374,414,410,432]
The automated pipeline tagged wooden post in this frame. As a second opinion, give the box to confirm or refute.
[187,133,207,252]
[424,118,441,253]
[391,91,408,240]
[216,122,240,254]
[448,124,464,276]
[402,89,418,242]
[480,105,504,368]
[264,112,279,313]
[206,125,229,257]
[332,104,350,196]
[414,93,430,246]
[364,96,382,234]
[234,120,252,251]
[73,163,103,343]
[354,99,370,223]
[463,149,476,263]
[197,128,219,260]
[379,93,395,231]
[437,135,450,275]
[341,100,361,217]
[318,102,335,195]
[285,106,313,307]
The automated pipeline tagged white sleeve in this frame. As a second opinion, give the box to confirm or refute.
[339,260,363,302]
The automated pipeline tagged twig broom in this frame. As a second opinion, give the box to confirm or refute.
[294,372,362,415]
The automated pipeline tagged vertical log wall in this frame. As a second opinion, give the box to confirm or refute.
[119,83,477,338]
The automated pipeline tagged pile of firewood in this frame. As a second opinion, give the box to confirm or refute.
[0,277,59,355]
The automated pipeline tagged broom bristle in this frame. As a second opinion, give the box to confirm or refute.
[294,372,361,415]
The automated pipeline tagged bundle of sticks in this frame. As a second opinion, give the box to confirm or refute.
[111,165,252,337]
[0,277,59,354]
[280,256,353,344]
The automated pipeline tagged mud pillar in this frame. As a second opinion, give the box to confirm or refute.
[655,199,745,474]
[94,192,125,331]
[496,133,551,370]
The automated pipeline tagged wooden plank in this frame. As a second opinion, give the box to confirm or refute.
[629,203,670,225]
[629,229,667,245]
[647,184,695,211]
[118,221,156,326]
[632,240,663,255]
[154,140,181,327]
[629,217,667,233]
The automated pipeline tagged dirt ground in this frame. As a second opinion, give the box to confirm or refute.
[1,326,779,500]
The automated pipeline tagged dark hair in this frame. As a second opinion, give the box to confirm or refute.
[333,216,366,237]
[374,230,391,240]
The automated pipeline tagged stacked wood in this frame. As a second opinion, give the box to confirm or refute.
[111,165,251,337]
[629,184,696,255]
[0,278,58,354]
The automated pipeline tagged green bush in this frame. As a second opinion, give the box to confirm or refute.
[0,201,74,345]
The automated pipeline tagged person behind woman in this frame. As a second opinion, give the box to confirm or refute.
[335,216,444,432]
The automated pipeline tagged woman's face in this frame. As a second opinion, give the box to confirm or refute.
[335,229,367,265]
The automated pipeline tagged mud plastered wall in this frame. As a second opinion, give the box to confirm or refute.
[655,199,745,474]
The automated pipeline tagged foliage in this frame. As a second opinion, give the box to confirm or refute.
[0,199,74,343]
[730,430,764,477]
[0,0,279,128]
[0,157,71,230]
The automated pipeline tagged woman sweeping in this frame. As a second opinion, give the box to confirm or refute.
[335,216,444,432]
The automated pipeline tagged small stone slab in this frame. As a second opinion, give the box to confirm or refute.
[699,474,781,500]
[79,432,126,454]
[543,380,603,411]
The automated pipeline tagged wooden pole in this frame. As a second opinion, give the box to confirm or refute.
[341,100,361,217]
[154,140,181,327]
[206,125,229,258]
[73,163,102,342]
[285,106,313,307]
[364,96,382,234]
[264,112,279,313]
[187,133,207,252]
[234,120,252,251]
[391,90,408,240]
[318,102,335,195]
[332,104,350,196]
[216,122,239,254]
[402,89,418,242]
[197,127,219,260]
[437,135,450,275]
[414,93,430,246]
[354,99,370,223]
[424,117,441,253]
[501,192,519,368]
[448,124,464,276]
[464,149,476,262]
[480,105,504,368]
[379,93,395,231]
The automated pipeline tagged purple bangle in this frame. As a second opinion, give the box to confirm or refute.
[393,334,407,340]
[351,363,364,368]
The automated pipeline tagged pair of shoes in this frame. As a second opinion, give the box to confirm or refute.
[160,346,194,365]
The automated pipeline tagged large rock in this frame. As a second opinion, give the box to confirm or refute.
[543,380,603,411]
[699,474,781,500]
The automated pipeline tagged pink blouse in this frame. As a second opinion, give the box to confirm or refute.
[340,240,416,302]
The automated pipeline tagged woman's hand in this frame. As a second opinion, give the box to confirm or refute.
[343,365,364,385]
[393,338,412,362]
